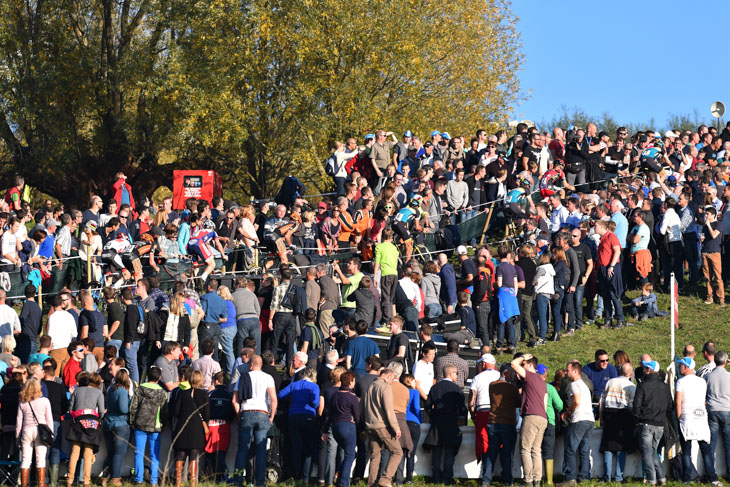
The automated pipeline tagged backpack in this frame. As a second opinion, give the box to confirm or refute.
[135,305,146,336]
[324,154,340,177]
[281,283,307,315]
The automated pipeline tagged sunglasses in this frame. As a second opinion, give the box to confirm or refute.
[599,359,609,363]
[74,349,85,353]
[119,215,128,219]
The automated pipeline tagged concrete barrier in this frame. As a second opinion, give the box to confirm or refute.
[74,425,726,480]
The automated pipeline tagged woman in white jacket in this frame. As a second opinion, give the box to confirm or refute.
[533,252,556,344]
[16,379,54,487]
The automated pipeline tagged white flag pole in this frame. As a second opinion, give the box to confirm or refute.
[670,272,676,363]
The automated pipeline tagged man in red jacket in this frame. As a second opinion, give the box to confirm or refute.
[112,172,136,213]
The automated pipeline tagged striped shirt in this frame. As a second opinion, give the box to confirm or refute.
[600,376,635,410]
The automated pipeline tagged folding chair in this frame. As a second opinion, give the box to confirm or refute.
[0,459,22,487]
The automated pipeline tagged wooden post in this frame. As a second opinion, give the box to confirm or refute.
[479,202,496,245]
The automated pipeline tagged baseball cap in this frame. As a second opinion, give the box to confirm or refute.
[85,221,97,232]
[318,201,327,209]
[642,359,660,372]
[477,353,496,364]
[654,132,662,138]
[364,134,374,141]
[150,226,163,237]
[537,364,548,375]
[456,245,468,255]
[45,218,59,227]
[665,130,676,138]
[430,130,441,137]
[677,357,695,370]
[441,132,451,140]
[598,131,609,139]
[404,130,412,137]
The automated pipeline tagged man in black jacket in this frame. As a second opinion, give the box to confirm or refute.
[426,364,467,484]
[633,359,672,486]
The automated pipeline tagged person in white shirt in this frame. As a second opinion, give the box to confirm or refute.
[47,293,78,374]
[412,343,435,401]
[0,218,22,270]
[676,357,719,485]
[562,360,594,484]
[659,198,684,289]
[0,289,21,338]
[549,195,569,234]
[232,355,277,486]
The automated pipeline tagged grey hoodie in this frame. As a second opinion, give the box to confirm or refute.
[421,273,441,306]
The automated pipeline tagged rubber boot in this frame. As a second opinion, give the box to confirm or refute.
[49,464,59,487]
[175,460,184,487]
[21,468,30,487]
[37,467,47,487]
[189,459,198,487]
[545,459,554,485]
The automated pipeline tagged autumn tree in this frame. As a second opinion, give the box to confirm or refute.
[0,0,524,204]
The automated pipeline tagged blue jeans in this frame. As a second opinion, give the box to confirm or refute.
[638,424,664,483]
[49,421,62,465]
[106,339,122,356]
[603,450,626,482]
[400,305,419,332]
[482,423,516,484]
[536,294,550,340]
[709,410,730,480]
[104,424,130,479]
[573,284,585,329]
[497,316,517,349]
[134,430,160,484]
[219,325,237,375]
[552,287,564,334]
[236,317,261,355]
[235,411,271,486]
[332,421,356,487]
[432,445,457,484]
[318,425,338,486]
[680,433,716,483]
[198,322,222,361]
[15,334,36,364]
[563,420,593,481]
[288,414,317,482]
[123,340,141,384]
[425,303,442,318]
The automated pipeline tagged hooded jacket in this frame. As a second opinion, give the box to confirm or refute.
[130,382,168,432]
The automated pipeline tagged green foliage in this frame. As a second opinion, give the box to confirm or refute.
[0,0,524,204]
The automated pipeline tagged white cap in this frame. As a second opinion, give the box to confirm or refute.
[665,130,676,138]
[478,353,496,364]
[456,245,468,255]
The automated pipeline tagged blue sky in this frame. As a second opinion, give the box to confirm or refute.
[511,1,730,129]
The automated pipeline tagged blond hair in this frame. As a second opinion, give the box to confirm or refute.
[19,378,42,403]
[217,285,233,301]
[190,370,204,389]
[170,293,186,316]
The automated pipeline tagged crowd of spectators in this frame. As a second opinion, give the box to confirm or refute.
[1,120,730,487]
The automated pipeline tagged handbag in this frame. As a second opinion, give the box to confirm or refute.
[29,404,55,447]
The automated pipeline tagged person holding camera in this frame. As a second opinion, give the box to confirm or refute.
[564,129,589,189]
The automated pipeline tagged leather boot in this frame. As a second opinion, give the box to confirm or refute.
[49,464,59,487]
[545,459,554,485]
[188,459,198,487]
[37,467,47,487]
[111,480,122,487]
[175,460,184,487]
[21,468,30,487]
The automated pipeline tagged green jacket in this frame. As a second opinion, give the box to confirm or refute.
[546,383,563,426]
[130,382,168,432]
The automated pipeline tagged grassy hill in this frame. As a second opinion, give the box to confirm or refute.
[522,289,719,376]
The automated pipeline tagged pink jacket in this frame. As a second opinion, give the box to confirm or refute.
[16,397,54,438]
